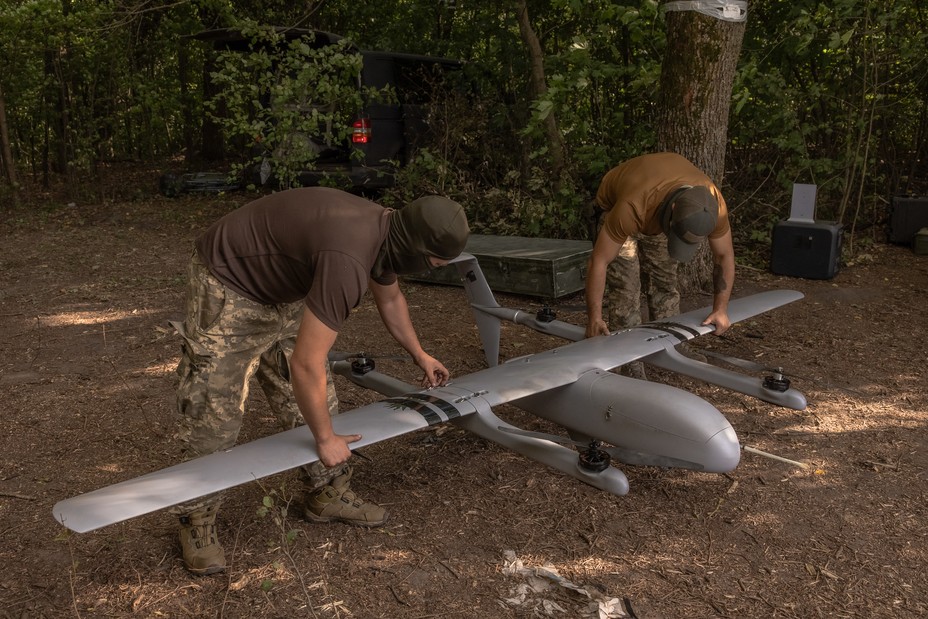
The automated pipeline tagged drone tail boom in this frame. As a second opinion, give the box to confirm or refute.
[643,344,807,410]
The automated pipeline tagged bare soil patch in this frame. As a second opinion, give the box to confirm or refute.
[1,188,926,618]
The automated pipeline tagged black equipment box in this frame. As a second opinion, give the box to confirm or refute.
[408,234,592,299]
[915,228,928,255]
[770,220,843,280]
[888,196,928,244]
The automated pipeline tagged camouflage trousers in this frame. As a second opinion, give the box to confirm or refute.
[170,253,343,514]
[604,233,680,327]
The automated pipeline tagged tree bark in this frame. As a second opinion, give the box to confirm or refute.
[196,3,227,162]
[179,40,195,159]
[0,81,18,192]
[656,3,745,292]
[199,50,226,161]
[514,0,566,185]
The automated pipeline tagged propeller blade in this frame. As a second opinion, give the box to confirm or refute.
[601,446,705,471]
[495,425,585,447]
[328,351,409,362]
[495,426,703,470]
[699,348,865,397]
[699,348,784,374]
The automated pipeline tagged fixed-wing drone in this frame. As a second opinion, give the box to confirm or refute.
[53,254,807,533]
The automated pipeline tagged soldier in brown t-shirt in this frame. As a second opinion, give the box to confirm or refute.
[585,153,736,345]
[172,187,469,575]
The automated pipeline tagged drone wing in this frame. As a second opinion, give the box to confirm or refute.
[53,321,668,534]
[52,393,479,533]
[446,288,804,404]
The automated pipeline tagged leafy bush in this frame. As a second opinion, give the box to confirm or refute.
[206,22,392,189]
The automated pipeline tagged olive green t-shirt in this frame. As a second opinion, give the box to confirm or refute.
[595,152,730,243]
[196,187,392,331]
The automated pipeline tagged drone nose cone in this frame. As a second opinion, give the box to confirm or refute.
[701,425,741,473]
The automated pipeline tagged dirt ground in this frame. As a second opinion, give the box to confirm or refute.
[1,182,926,619]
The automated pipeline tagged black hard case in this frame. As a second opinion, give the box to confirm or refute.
[770,221,843,280]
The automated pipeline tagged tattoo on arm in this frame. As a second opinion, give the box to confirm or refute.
[712,263,728,294]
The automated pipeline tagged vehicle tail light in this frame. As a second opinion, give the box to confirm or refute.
[351,118,371,143]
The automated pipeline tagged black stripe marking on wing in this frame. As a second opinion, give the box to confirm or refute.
[404,393,463,420]
[383,397,443,425]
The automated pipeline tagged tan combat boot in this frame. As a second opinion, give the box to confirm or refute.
[178,504,226,575]
[304,466,389,527]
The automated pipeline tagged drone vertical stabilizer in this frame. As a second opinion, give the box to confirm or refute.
[450,253,587,367]
[451,253,502,366]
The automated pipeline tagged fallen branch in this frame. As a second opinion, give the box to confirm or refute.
[0,491,35,500]
[862,460,898,471]
[743,445,809,469]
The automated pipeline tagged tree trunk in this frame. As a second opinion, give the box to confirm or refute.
[0,81,18,192]
[656,3,745,292]
[179,40,195,159]
[200,52,226,161]
[514,0,566,185]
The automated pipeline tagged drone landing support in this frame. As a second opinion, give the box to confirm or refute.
[452,397,630,496]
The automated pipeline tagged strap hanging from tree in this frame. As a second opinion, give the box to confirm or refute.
[662,0,747,22]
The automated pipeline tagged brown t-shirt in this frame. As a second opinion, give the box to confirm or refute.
[195,187,393,331]
[595,152,730,243]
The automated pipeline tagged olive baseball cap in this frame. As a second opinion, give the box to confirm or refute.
[661,185,719,262]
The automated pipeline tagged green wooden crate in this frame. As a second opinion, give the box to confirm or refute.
[407,234,592,299]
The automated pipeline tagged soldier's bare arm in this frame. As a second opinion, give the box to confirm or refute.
[704,231,736,335]
[290,307,359,466]
[585,231,624,338]
[369,279,450,386]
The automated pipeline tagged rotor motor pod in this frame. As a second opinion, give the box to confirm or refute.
[763,368,791,392]
[536,306,556,323]
[351,355,376,375]
[578,441,611,472]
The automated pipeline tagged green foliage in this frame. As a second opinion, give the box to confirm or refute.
[1,0,923,249]
[730,0,928,239]
[0,0,199,183]
[205,21,395,189]
[381,1,664,238]
[253,482,315,604]
[525,0,664,177]
[256,487,300,548]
